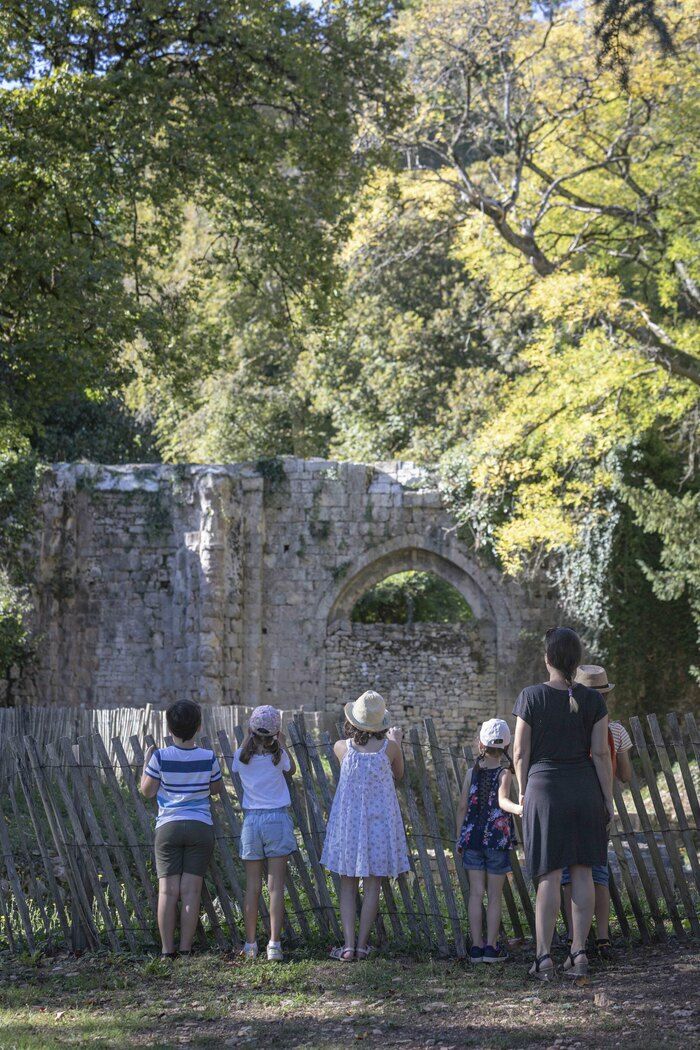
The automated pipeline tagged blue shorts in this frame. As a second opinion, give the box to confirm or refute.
[461,848,512,876]
[240,807,296,861]
[561,864,609,887]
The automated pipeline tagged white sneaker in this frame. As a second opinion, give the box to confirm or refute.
[243,942,258,960]
[267,941,283,962]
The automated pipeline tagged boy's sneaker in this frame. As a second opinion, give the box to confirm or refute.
[469,945,484,964]
[243,942,258,960]
[267,941,283,962]
[483,944,508,963]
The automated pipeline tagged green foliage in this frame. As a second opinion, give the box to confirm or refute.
[351,571,473,625]
[0,446,41,678]
[0,0,401,452]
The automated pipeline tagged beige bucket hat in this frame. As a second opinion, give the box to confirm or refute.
[575,664,614,693]
[344,690,391,732]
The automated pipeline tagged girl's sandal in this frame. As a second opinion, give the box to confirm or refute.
[329,946,355,962]
[563,948,589,979]
[528,953,555,981]
[356,946,375,960]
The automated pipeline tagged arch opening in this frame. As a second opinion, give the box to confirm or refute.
[351,570,474,625]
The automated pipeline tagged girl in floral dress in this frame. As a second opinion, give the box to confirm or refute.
[321,690,409,961]
[455,718,523,963]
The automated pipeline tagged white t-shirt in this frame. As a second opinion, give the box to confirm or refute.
[232,748,292,810]
[610,720,633,753]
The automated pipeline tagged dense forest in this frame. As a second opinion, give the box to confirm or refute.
[1,1,698,715]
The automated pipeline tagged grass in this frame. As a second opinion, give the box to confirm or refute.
[0,940,698,1048]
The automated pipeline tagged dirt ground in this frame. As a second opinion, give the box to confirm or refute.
[0,940,698,1049]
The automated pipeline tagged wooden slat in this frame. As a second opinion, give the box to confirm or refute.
[6,778,54,946]
[606,785,650,942]
[23,737,100,950]
[55,738,139,950]
[0,799,36,951]
[647,715,700,897]
[77,736,152,937]
[612,780,666,939]
[9,741,72,944]
[628,719,697,937]
[684,712,700,768]
[666,713,700,831]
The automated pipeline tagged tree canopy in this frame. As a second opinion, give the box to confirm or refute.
[1,0,698,710]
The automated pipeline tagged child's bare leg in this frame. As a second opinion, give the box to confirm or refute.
[339,876,358,951]
[594,883,610,940]
[569,865,594,956]
[244,860,264,944]
[179,873,204,951]
[357,876,381,950]
[485,872,506,946]
[562,884,573,939]
[468,869,486,947]
[267,856,288,943]
[157,875,180,954]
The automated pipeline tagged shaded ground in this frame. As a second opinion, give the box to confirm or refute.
[0,940,698,1048]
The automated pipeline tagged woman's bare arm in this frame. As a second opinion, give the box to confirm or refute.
[591,716,614,821]
[513,717,531,804]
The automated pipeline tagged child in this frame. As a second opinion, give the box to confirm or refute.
[455,717,522,964]
[561,664,633,958]
[321,690,409,961]
[140,699,223,958]
[232,705,297,961]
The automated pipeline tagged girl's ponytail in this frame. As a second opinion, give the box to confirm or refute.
[502,744,516,774]
[239,729,283,765]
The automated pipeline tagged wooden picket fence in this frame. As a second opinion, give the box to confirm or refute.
[0,711,698,957]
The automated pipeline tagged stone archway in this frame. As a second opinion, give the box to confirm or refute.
[322,542,506,741]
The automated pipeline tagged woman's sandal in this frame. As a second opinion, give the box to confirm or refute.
[355,945,375,960]
[595,938,614,961]
[563,948,589,978]
[160,952,177,960]
[329,946,355,962]
[528,953,555,981]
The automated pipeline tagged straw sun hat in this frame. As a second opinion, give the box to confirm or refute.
[574,664,615,693]
[344,690,391,732]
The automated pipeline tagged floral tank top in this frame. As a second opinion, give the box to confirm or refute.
[458,764,515,852]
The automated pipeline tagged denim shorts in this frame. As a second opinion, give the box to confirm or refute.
[240,807,296,861]
[561,864,609,887]
[461,847,512,876]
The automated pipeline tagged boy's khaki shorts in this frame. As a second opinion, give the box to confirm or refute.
[154,819,215,878]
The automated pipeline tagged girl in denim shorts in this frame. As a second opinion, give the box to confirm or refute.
[233,706,297,961]
[455,718,523,964]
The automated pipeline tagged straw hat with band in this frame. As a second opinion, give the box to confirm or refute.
[574,664,614,693]
[344,690,391,732]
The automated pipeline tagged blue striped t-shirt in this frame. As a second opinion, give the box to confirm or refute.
[145,745,222,828]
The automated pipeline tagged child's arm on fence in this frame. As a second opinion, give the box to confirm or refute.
[278,731,296,776]
[497,770,523,816]
[616,747,633,784]
[513,717,531,807]
[387,727,404,781]
[140,744,160,798]
[454,769,471,850]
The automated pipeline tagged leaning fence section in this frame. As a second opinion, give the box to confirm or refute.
[0,711,698,957]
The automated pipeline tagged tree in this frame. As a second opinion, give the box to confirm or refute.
[0,0,400,450]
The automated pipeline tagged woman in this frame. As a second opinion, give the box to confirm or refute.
[513,627,613,980]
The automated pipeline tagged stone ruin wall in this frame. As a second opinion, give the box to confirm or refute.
[15,459,552,741]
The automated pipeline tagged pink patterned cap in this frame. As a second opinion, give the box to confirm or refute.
[249,705,281,736]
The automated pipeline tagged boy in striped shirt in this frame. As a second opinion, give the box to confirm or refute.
[141,700,223,957]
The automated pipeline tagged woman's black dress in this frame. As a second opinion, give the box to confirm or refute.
[513,683,608,880]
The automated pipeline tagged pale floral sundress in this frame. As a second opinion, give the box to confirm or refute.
[321,739,410,878]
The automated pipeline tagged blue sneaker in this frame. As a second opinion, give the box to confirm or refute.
[483,944,508,963]
[469,945,484,964]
